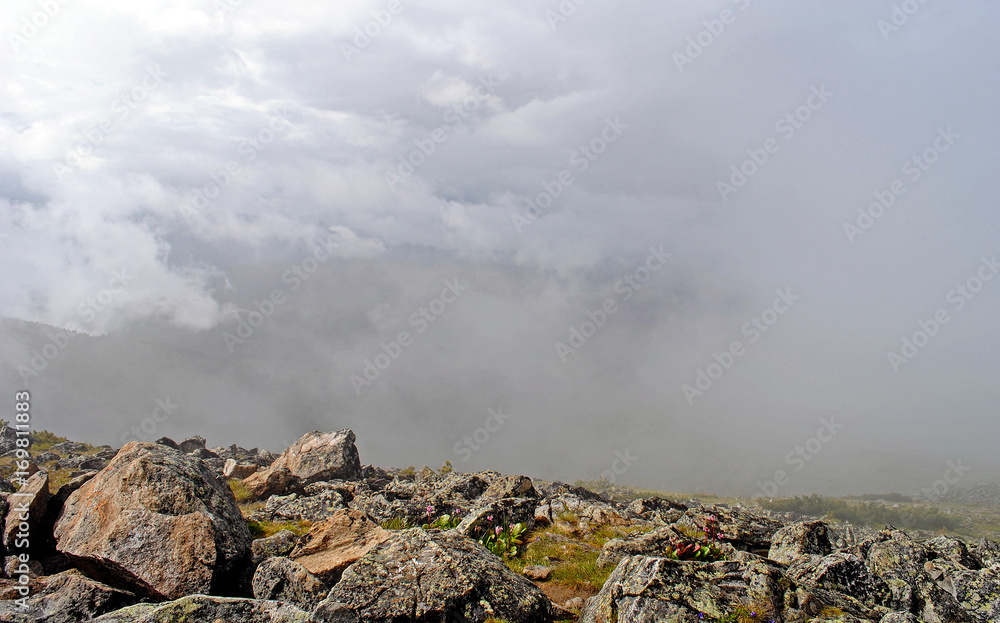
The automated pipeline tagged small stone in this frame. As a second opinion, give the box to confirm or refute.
[523,565,553,581]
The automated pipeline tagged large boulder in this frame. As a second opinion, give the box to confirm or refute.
[313,528,553,623]
[91,595,313,622]
[252,556,329,610]
[270,430,362,484]
[580,555,820,623]
[768,520,833,565]
[53,441,252,599]
[289,509,390,583]
[0,569,138,622]
[3,471,50,553]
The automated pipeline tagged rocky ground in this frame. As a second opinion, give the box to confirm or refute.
[0,427,998,622]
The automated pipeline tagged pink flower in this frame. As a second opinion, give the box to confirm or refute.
[487,515,493,521]
[426,505,434,514]
[495,526,503,534]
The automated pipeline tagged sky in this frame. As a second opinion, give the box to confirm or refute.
[2,0,999,497]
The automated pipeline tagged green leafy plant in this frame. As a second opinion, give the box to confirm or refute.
[476,521,527,558]
[665,514,725,562]
[439,460,454,475]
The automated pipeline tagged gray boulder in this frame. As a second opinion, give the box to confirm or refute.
[53,441,252,599]
[91,595,313,622]
[768,520,833,565]
[0,569,138,622]
[269,430,362,484]
[314,528,552,623]
[580,555,819,623]
[252,556,329,610]
[252,529,301,566]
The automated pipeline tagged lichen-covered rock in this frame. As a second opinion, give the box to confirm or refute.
[223,458,259,480]
[787,552,890,611]
[675,504,783,553]
[91,595,313,622]
[177,436,206,454]
[3,472,50,552]
[455,498,538,537]
[936,563,1000,622]
[595,526,684,568]
[768,520,832,565]
[625,496,687,525]
[0,569,138,622]
[269,430,362,484]
[314,528,552,623]
[864,530,927,584]
[242,467,301,501]
[289,509,390,583]
[252,556,329,610]
[879,612,918,623]
[53,441,252,599]
[579,555,815,623]
[262,482,351,523]
[924,535,981,569]
[252,529,301,566]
